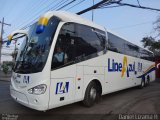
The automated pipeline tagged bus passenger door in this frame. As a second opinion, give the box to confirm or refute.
[49,22,77,109]
[49,65,76,109]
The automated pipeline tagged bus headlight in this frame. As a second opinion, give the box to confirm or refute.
[28,84,47,95]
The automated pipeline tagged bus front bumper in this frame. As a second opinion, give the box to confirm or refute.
[10,86,48,111]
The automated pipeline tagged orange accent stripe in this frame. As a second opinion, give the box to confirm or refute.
[8,34,13,40]
[121,56,127,77]
[143,64,155,74]
[38,17,48,26]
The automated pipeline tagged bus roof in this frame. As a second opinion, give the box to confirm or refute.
[40,11,153,54]
[40,11,105,31]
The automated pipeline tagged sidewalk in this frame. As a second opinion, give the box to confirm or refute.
[0,70,11,82]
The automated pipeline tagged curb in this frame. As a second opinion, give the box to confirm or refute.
[0,77,11,82]
[0,79,10,82]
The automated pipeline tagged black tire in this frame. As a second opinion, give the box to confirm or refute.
[83,81,100,107]
[139,78,145,89]
[145,76,150,86]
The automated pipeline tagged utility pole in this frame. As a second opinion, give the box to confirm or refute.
[0,17,11,66]
[92,0,94,21]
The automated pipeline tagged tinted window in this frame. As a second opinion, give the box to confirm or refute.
[139,48,154,61]
[108,32,154,61]
[125,42,139,57]
[76,24,106,61]
[108,32,125,54]
[14,16,60,73]
[51,23,106,70]
[51,23,76,70]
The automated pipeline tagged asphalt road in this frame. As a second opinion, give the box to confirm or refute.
[0,80,160,120]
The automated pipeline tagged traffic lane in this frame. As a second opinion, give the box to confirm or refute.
[48,81,160,114]
[0,81,38,114]
[0,81,160,119]
[0,81,11,102]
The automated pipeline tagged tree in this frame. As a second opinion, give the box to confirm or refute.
[141,16,160,56]
[141,36,160,56]
[1,61,14,74]
[2,63,9,74]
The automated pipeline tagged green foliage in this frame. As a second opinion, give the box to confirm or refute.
[1,61,14,74]
[141,36,160,55]
[141,36,155,48]
[142,16,160,56]
[3,61,14,68]
[2,63,9,74]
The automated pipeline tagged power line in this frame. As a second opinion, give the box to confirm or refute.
[19,0,77,29]
[5,0,77,37]
[21,0,47,17]
[77,0,160,15]
[111,21,153,30]
[57,0,76,10]
[9,0,47,30]
[66,0,86,11]
[6,0,66,35]
[51,0,69,10]
[39,0,66,12]
[19,0,69,29]
[98,1,160,12]
[77,0,112,15]
[117,2,160,12]
[1,0,79,62]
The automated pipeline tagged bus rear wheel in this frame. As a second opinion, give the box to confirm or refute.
[139,78,145,89]
[145,76,150,86]
[83,81,100,107]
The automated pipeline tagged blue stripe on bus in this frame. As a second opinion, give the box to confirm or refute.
[137,66,156,78]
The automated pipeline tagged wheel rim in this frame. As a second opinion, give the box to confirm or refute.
[90,87,97,100]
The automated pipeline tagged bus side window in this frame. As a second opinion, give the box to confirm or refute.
[108,32,125,54]
[125,43,139,57]
[139,48,154,61]
[75,24,106,61]
[51,23,76,70]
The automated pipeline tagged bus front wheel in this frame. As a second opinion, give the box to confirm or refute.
[83,81,100,107]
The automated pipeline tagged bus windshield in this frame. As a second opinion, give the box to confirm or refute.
[13,16,60,74]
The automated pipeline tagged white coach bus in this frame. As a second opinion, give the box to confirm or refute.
[10,11,155,111]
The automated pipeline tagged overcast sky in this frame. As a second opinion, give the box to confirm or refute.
[0,0,160,62]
